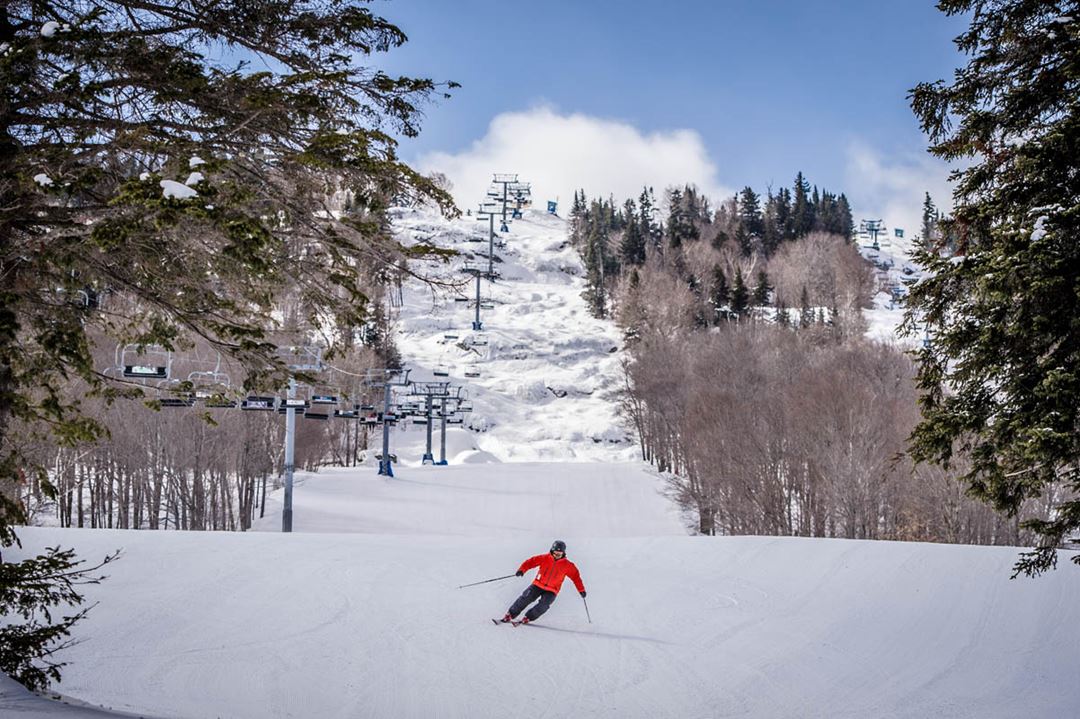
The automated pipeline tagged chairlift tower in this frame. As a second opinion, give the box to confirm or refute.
[365,368,412,476]
[491,173,518,227]
[860,219,886,251]
[279,346,324,532]
[462,263,489,330]
[476,201,501,278]
[409,382,452,464]
[435,386,470,465]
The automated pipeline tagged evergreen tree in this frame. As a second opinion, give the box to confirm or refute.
[730,267,750,319]
[792,172,815,238]
[0,0,455,687]
[738,186,764,253]
[837,193,855,241]
[638,187,660,252]
[921,192,939,245]
[752,270,772,307]
[665,187,699,249]
[619,199,646,266]
[762,189,790,256]
[709,264,730,324]
[775,302,790,328]
[570,189,588,243]
[687,274,708,328]
[581,200,612,318]
[799,286,814,328]
[906,1,1080,575]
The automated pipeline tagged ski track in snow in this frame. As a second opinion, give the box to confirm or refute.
[7,209,1080,718]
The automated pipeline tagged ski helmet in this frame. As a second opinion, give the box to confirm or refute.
[550,540,567,553]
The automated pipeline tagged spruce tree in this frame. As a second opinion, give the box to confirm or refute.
[792,172,815,238]
[738,186,764,246]
[906,1,1080,575]
[921,192,939,245]
[619,199,646,266]
[837,193,855,242]
[799,286,814,328]
[710,264,730,324]
[0,0,455,686]
[752,270,772,307]
[730,268,750,319]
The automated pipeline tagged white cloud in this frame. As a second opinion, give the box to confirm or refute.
[417,106,732,216]
[844,141,955,245]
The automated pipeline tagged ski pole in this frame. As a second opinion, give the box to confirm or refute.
[582,596,592,624]
[458,573,517,589]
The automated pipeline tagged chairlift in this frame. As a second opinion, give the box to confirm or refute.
[453,296,470,303]
[464,369,481,378]
[447,417,464,425]
[120,342,171,379]
[458,402,473,412]
[311,394,338,404]
[413,417,429,426]
[241,396,276,411]
[443,333,460,340]
[471,336,489,347]
[433,365,450,377]
[479,302,495,310]
[360,404,376,412]
[334,409,359,419]
[304,409,330,421]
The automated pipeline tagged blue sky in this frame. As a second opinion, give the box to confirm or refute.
[374,0,970,232]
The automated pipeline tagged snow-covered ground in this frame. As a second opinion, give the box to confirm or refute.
[8,207,1080,718]
[857,229,924,347]
[387,207,636,463]
[7,463,1080,719]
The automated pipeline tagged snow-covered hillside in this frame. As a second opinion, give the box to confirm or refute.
[7,463,1080,719]
[387,206,637,463]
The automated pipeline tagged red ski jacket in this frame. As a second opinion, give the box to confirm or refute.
[518,553,585,595]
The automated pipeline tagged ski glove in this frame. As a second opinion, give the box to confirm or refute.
[515,571,524,577]
[579,591,587,598]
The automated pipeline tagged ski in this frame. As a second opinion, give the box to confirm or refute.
[492,618,511,626]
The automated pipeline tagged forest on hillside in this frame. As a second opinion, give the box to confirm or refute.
[571,176,1044,545]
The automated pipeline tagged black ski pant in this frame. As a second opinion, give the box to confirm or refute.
[508,584,557,621]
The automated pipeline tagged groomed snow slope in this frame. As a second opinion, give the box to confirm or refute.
[7,462,1080,719]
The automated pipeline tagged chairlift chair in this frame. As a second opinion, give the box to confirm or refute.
[433,365,450,377]
[464,369,481,378]
[311,394,338,404]
[119,344,171,379]
[241,396,276,411]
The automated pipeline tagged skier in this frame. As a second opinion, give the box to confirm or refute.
[498,540,586,625]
